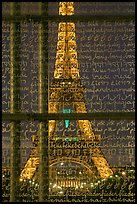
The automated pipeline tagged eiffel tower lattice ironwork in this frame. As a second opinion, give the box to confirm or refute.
[20,2,113,182]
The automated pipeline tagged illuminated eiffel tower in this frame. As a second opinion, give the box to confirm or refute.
[20,2,113,184]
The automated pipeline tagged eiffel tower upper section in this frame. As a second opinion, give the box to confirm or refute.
[48,2,96,141]
[54,2,80,80]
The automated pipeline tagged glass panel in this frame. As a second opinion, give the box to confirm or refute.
[2,119,135,201]
[2,1,135,202]
[2,2,10,15]
[2,122,10,168]
[2,23,10,113]
[74,2,135,16]
[2,121,39,202]
[2,21,135,113]
[20,23,39,113]
[21,2,40,15]
[2,121,10,202]
[49,21,135,113]
[2,22,39,113]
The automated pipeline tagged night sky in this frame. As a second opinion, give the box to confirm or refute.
[2,2,135,168]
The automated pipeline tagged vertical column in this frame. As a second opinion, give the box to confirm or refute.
[10,2,21,202]
[38,2,49,202]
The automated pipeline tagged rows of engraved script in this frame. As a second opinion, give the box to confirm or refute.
[2,119,135,168]
[2,2,135,202]
[2,21,135,113]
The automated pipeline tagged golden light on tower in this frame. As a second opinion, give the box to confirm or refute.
[20,2,113,182]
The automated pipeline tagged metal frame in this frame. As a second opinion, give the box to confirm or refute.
[2,112,135,121]
[2,15,135,23]
[10,3,21,201]
[38,3,49,202]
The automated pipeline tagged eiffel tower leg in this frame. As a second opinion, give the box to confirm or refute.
[75,102,95,140]
[75,102,113,178]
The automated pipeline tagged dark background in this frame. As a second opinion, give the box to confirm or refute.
[2,2,135,168]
